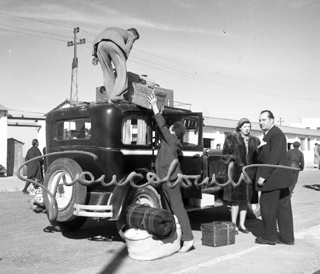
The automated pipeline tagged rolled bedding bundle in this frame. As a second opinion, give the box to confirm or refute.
[122,204,176,239]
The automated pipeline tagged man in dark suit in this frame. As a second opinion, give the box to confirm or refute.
[148,92,194,253]
[255,110,294,245]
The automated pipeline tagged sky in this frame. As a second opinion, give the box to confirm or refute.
[1,0,320,149]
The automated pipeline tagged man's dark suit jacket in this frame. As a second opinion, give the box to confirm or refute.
[256,126,293,191]
[154,113,183,181]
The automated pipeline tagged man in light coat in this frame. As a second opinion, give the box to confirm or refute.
[92,27,140,102]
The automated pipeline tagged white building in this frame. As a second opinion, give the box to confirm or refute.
[1,102,320,174]
[0,104,8,169]
[290,118,320,130]
[203,116,320,167]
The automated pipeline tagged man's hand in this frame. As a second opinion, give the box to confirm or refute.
[92,57,99,66]
[257,177,265,186]
[148,92,159,114]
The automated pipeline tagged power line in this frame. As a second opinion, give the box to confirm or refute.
[80,28,95,36]
[0,11,73,29]
[130,59,320,100]
[8,108,46,115]
[2,25,318,101]
[84,40,320,100]
[0,12,318,100]
[0,27,68,42]
[0,23,72,39]
[133,48,318,95]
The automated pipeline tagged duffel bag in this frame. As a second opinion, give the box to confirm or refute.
[122,204,176,239]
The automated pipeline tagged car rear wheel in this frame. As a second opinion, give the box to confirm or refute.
[43,158,87,232]
[127,185,162,208]
[116,186,162,238]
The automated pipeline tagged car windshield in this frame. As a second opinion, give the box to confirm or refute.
[164,115,200,147]
[55,118,91,140]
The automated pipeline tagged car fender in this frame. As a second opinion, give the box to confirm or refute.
[110,168,150,220]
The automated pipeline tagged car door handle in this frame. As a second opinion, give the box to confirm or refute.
[192,153,203,158]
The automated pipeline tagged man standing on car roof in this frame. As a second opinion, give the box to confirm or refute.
[92,27,140,103]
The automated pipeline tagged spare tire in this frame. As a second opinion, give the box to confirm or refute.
[43,158,87,232]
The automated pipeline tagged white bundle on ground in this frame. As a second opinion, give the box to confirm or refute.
[123,216,181,260]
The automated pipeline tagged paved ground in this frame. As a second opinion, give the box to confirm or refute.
[0,174,28,192]
[1,167,320,274]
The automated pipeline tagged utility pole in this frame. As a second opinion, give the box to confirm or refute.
[67,27,85,105]
[278,117,284,126]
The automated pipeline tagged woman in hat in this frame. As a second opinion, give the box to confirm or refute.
[287,141,304,194]
[222,118,260,234]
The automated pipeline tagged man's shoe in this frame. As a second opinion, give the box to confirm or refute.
[276,238,294,245]
[179,240,194,253]
[255,237,276,245]
[22,190,29,195]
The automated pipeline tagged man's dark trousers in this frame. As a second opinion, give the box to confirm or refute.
[260,187,294,242]
[160,182,193,242]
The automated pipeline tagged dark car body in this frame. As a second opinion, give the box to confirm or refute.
[43,100,225,231]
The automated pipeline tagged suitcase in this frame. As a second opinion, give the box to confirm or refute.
[201,221,236,247]
[131,82,167,110]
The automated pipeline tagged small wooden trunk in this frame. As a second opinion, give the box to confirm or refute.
[132,83,167,110]
[201,221,236,247]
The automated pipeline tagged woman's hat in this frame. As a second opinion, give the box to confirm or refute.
[237,118,251,128]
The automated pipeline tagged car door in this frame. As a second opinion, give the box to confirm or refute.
[162,112,204,199]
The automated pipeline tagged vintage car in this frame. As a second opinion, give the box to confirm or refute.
[43,87,259,232]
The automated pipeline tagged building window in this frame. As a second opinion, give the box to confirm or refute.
[317,127,320,130]
[203,138,215,149]
[300,138,305,150]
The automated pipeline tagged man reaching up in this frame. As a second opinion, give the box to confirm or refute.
[148,93,194,253]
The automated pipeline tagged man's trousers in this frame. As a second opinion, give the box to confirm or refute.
[161,182,194,241]
[260,188,294,242]
[97,41,128,101]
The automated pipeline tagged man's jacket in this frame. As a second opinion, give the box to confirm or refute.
[256,126,293,191]
[154,113,183,181]
[92,27,134,59]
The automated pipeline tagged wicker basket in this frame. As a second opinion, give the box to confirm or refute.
[132,83,167,110]
[123,216,181,260]
[201,221,236,247]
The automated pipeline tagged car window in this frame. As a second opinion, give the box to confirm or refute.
[122,115,152,145]
[183,117,199,146]
[55,118,91,140]
[164,115,200,147]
